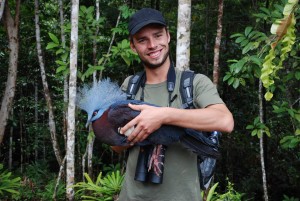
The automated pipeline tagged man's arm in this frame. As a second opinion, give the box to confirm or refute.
[119,103,234,144]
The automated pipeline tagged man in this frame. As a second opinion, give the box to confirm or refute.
[112,8,234,201]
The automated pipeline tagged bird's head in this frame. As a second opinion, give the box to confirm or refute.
[76,78,127,126]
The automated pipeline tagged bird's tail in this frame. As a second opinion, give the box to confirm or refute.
[181,129,220,158]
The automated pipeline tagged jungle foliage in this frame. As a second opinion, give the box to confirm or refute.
[0,0,299,200]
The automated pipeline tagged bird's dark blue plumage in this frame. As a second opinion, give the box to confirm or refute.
[76,79,220,158]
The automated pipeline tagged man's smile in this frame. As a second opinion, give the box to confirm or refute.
[148,49,162,59]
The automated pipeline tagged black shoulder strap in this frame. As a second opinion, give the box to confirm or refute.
[180,70,195,109]
[126,71,145,100]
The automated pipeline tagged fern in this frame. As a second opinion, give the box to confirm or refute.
[73,170,124,201]
[0,164,21,198]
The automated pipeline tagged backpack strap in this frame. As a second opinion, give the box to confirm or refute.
[127,69,195,108]
[180,70,195,109]
[126,71,145,100]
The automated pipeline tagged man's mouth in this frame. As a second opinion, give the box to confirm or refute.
[148,49,162,59]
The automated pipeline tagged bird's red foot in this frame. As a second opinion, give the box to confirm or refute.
[148,144,165,176]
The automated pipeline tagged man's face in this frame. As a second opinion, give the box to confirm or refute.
[130,24,170,69]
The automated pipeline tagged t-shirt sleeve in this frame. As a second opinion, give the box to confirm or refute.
[193,74,224,108]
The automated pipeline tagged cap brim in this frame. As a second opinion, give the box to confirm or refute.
[130,20,166,35]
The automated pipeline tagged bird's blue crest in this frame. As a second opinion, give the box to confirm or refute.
[76,78,127,126]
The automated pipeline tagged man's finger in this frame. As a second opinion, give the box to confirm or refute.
[128,103,143,110]
[120,117,137,134]
[127,127,141,142]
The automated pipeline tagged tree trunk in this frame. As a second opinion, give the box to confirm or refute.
[93,0,100,83]
[20,111,23,173]
[85,0,101,179]
[35,84,38,161]
[259,80,269,201]
[34,0,63,166]
[53,155,66,200]
[100,11,121,79]
[8,109,13,170]
[58,0,68,150]
[0,0,5,21]
[213,0,224,86]
[0,0,20,144]
[176,0,191,70]
[66,0,79,199]
[204,1,210,75]
[87,133,94,177]
[156,0,160,10]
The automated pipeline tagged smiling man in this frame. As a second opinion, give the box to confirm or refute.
[112,8,234,201]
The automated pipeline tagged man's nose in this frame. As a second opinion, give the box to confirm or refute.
[147,38,157,49]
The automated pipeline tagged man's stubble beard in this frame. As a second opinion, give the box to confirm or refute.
[141,48,170,69]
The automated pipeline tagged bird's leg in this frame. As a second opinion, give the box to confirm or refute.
[147,145,166,176]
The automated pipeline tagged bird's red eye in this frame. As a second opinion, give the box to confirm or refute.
[92,111,98,117]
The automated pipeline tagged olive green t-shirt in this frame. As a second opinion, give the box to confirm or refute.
[118,68,224,201]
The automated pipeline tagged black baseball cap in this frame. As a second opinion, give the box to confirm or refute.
[128,8,166,35]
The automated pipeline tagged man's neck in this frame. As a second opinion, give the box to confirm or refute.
[144,58,170,84]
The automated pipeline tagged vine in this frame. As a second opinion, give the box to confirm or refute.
[261,0,298,101]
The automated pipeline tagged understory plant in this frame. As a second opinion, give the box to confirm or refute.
[203,179,247,201]
[73,170,124,201]
[0,164,21,200]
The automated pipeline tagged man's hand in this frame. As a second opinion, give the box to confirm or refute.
[119,103,166,144]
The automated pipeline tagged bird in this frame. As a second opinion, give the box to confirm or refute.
[76,79,220,177]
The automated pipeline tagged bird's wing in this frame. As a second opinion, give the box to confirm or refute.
[107,100,185,145]
[107,100,142,128]
[93,99,220,159]
[181,129,220,158]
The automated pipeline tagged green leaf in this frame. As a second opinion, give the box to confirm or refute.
[228,77,235,85]
[249,55,262,66]
[242,42,254,54]
[295,71,300,80]
[46,42,59,50]
[240,39,250,47]
[55,60,66,65]
[245,26,253,37]
[239,78,246,86]
[206,182,219,201]
[56,66,67,73]
[264,91,273,101]
[254,117,260,125]
[223,74,232,81]
[235,36,246,43]
[246,125,254,129]
[251,130,258,136]
[56,48,64,55]
[260,7,271,15]
[233,78,240,89]
[234,59,246,73]
[48,33,59,44]
[230,33,244,38]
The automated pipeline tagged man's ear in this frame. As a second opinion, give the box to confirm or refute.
[130,40,137,53]
[167,30,171,43]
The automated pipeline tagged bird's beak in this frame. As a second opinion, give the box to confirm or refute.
[85,121,90,128]
[85,113,92,128]
[85,110,97,128]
